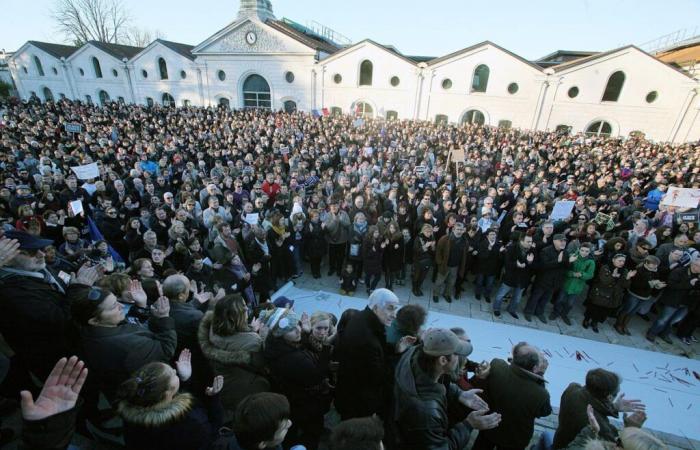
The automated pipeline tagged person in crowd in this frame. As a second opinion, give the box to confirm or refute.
[584,254,634,333]
[615,255,666,335]
[471,342,552,450]
[386,303,427,347]
[198,294,271,418]
[230,392,293,450]
[362,225,387,295]
[70,286,177,400]
[550,243,596,325]
[646,257,700,344]
[393,328,502,449]
[303,209,327,279]
[335,289,400,420]
[329,416,385,450]
[117,356,224,450]
[433,221,468,304]
[553,368,647,449]
[474,228,503,303]
[324,198,351,277]
[412,223,436,297]
[262,307,332,449]
[0,230,99,380]
[493,232,536,318]
[525,234,577,323]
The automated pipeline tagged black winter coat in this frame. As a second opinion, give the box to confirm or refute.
[393,347,473,450]
[363,239,385,275]
[0,270,82,379]
[335,306,394,420]
[475,239,503,276]
[533,245,571,289]
[303,221,327,259]
[501,244,535,288]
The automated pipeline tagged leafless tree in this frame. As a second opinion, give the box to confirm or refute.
[52,0,131,46]
[122,27,166,48]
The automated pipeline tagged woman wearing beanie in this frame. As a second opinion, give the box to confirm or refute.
[262,308,332,450]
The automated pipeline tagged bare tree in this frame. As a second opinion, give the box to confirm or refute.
[122,27,166,48]
[51,0,131,46]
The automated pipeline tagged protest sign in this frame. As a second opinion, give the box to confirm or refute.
[550,200,575,221]
[244,213,259,226]
[660,187,700,209]
[64,123,82,133]
[71,162,99,180]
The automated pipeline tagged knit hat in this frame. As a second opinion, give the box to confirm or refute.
[260,308,299,337]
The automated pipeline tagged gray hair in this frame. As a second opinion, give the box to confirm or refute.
[512,341,540,371]
[162,275,189,300]
[368,288,398,309]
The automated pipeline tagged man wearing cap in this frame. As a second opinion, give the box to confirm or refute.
[394,328,501,449]
[471,342,552,450]
[335,288,400,421]
[523,234,577,323]
[0,230,100,380]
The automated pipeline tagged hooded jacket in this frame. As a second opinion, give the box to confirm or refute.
[198,312,270,414]
[119,392,223,450]
[393,347,472,450]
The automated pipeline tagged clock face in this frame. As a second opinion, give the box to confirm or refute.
[246,31,257,45]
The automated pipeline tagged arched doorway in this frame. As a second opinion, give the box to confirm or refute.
[218,98,230,108]
[460,109,485,125]
[42,87,54,102]
[162,92,175,107]
[353,101,374,119]
[283,100,297,113]
[98,90,110,105]
[242,74,271,109]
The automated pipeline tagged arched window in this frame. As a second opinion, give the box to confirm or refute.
[386,110,398,121]
[359,60,373,86]
[283,100,297,113]
[219,98,230,108]
[471,64,489,93]
[435,114,448,125]
[158,58,168,80]
[330,106,342,116]
[586,120,613,137]
[555,125,572,135]
[162,92,175,107]
[85,94,93,105]
[602,71,625,102]
[98,90,110,105]
[92,57,103,78]
[354,101,373,118]
[146,97,154,107]
[242,74,271,109]
[42,87,54,102]
[33,56,45,76]
[461,109,485,125]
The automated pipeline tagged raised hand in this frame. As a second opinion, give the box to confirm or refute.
[21,356,88,421]
[396,335,417,354]
[614,393,646,413]
[466,409,502,430]
[300,312,311,333]
[175,349,192,381]
[205,375,224,396]
[459,389,489,411]
[623,411,647,428]
[0,238,20,268]
[475,361,491,379]
[129,279,148,307]
[151,296,171,318]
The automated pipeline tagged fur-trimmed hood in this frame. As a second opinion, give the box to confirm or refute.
[197,311,263,365]
[118,393,194,427]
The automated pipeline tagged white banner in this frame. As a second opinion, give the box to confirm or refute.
[660,187,700,209]
[70,162,99,180]
[550,200,575,221]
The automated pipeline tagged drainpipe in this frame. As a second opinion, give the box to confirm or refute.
[669,87,699,142]
[532,68,553,130]
[59,57,77,99]
[543,76,564,132]
[422,68,436,122]
[11,61,27,99]
[414,63,427,120]
[196,67,205,106]
[311,67,317,110]
[321,65,326,110]
[122,58,136,104]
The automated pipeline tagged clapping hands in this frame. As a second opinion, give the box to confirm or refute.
[205,375,224,397]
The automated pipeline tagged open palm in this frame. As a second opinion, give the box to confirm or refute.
[21,356,88,421]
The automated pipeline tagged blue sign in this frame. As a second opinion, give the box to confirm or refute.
[64,123,82,133]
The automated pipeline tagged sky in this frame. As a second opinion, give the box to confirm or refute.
[2,0,700,60]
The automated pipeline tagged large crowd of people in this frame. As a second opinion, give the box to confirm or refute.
[0,97,697,449]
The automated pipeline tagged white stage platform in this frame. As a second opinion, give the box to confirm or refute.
[272,284,700,441]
